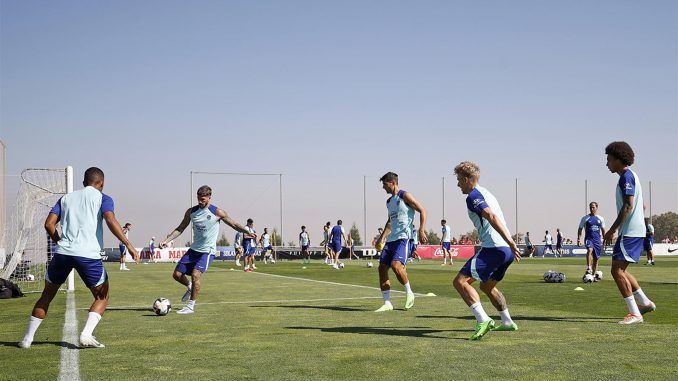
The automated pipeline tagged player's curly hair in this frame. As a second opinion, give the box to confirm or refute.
[605,141,634,166]
[453,161,480,179]
[379,172,398,184]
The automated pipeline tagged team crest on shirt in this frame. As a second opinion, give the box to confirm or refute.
[473,198,483,207]
[207,215,212,220]
[624,182,632,190]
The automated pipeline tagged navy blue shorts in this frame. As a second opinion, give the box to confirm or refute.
[442,242,451,251]
[612,236,644,263]
[46,254,107,289]
[379,239,409,266]
[585,239,602,260]
[644,237,654,252]
[301,245,309,251]
[262,245,273,253]
[175,249,213,274]
[330,241,342,254]
[244,243,256,256]
[460,247,513,283]
[118,244,127,257]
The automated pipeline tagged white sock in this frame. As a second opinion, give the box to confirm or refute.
[624,296,641,316]
[187,281,192,291]
[633,288,651,305]
[22,316,43,343]
[187,300,196,309]
[499,309,513,326]
[470,302,491,323]
[404,282,413,295]
[245,265,250,270]
[81,312,102,337]
[382,290,391,302]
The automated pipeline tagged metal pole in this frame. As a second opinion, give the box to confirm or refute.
[585,179,588,214]
[515,178,518,240]
[442,177,445,219]
[279,174,283,246]
[66,166,75,292]
[364,176,367,246]
[649,181,652,223]
[190,171,194,243]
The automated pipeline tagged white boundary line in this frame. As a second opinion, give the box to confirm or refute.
[58,292,80,381]
[249,271,429,297]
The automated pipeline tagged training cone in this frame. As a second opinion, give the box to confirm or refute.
[574,287,584,291]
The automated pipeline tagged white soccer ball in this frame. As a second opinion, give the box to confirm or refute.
[153,298,171,316]
[26,274,35,281]
[582,274,594,283]
[338,263,345,269]
[594,271,603,280]
[367,262,374,268]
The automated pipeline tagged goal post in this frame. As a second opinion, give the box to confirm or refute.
[0,166,73,293]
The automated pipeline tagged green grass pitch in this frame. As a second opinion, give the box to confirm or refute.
[1,257,677,380]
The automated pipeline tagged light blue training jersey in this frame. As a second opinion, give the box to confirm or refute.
[465,185,509,248]
[616,169,645,238]
[49,186,114,259]
[299,231,309,246]
[386,190,415,242]
[190,204,220,254]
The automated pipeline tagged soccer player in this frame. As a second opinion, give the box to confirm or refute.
[409,225,421,262]
[241,218,257,272]
[234,231,243,266]
[555,228,564,257]
[329,220,347,269]
[119,223,132,271]
[644,218,655,266]
[451,162,521,340]
[603,141,656,324]
[577,202,606,279]
[149,236,157,263]
[260,228,276,264]
[525,232,534,258]
[159,185,252,314]
[374,172,427,312]
[542,230,553,258]
[322,222,332,265]
[19,167,139,349]
[440,219,452,265]
[299,226,311,264]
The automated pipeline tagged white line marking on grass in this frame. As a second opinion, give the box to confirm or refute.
[249,271,429,297]
[58,292,80,381]
[89,296,401,310]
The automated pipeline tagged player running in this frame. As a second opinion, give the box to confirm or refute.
[119,223,132,271]
[603,141,656,324]
[160,185,251,314]
[19,167,139,349]
[374,172,428,312]
[451,161,521,340]
[299,226,311,264]
[260,228,276,264]
[577,202,606,279]
[440,220,453,265]
[329,220,347,269]
[644,218,655,266]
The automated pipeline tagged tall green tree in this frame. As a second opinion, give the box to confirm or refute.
[426,229,441,245]
[349,223,363,245]
[271,228,283,246]
[217,233,230,246]
[651,212,678,241]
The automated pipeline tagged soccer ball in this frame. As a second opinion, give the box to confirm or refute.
[153,298,171,316]
[26,274,35,281]
[582,273,595,283]
[367,262,374,268]
[338,263,345,269]
[594,271,603,281]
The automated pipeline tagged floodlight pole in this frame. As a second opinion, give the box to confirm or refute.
[515,178,518,240]
[442,177,445,219]
[363,176,367,246]
[584,179,588,214]
[649,181,652,223]
[279,174,283,245]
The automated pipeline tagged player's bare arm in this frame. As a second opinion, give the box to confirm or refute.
[481,207,521,261]
[577,227,583,246]
[216,209,252,236]
[160,208,192,248]
[44,213,61,244]
[103,211,140,262]
[604,195,634,246]
[402,191,428,244]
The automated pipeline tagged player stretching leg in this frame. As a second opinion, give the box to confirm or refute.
[451,162,521,340]
[374,172,427,312]
[578,202,606,280]
[160,185,251,314]
[603,142,655,324]
[19,167,139,349]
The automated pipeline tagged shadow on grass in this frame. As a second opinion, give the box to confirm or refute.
[0,341,79,349]
[254,305,369,312]
[106,307,152,312]
[287,326,470,340]
[417,314,618,323]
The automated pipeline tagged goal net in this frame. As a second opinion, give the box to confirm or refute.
[0,167,72,292]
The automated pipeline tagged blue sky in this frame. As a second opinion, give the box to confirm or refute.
[1,1,676,246]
